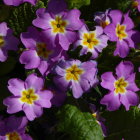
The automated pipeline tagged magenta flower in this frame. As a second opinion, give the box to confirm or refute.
[3,0,37,6]
[53,59,98,98]
[20,27,64,75]
[100,61,139,111]
[94,9,111,28]
[33,8,83,50]
[74,25,108,59]
[0,116,32,140]
[3,73,53,121]
[0,22,19,62]
[104,10,137,58]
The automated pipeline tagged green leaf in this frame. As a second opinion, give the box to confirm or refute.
[103,107,140,140]
[66,0,90,9]
[7,1,45,36]
[57,104,104,140]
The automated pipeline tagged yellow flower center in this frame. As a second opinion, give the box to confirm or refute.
[132,1,139,8]
[0,36,5,48]
[20,88,39,104]
[82,32,99,50]
[92,113,97,118]
[50,16,67,34]
[116,24,128,40]
[100,20,110,28]
[6,131,21,140]
[114,77,128,94]
[65,64,84,81]
[36,42,52,59]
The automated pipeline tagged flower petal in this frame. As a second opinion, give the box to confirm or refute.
[20,50,40,69]
[25,73,44,91]
[3,96,23,114]
[8,78,25,96]
[101,72,116,91]
[100,91,121,111]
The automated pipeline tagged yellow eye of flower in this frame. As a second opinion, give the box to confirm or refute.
[0,36,5,48]
[50,16,67,34]
[100,20,110,28]
[116,24,128,40]
[114,77,128,94]
[65,64,84,81]
[20,88,39,104]
[36,42,52,59]
[6,131,21,140]
[82,32,99,50]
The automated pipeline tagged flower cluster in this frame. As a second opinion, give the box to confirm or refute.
[1,0,140,139]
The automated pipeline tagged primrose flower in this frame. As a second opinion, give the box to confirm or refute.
[3,73,53,121]
[47,0,67,14]
[0,22,19,62]
[0,116,32,140]
[53,59,98,98]
[74,25,108,59]
[20,27,64,75]
[90,104,107,136]
[104,10,137,58]
[33,8,83,50]
[94,9,111,28]
[48,85,67,107]
[100,61,139,111]
[3,0,37,6]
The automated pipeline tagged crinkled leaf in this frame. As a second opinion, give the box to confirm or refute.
[7,1,45,36]
[57,104,104,140]
[103,107,140,140]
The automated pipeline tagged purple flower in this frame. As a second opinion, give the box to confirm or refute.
[132,0,140,12]
[48,85,67,107]
[104,10,137,58]
[0,116,32,140]
[20,27,64,75]
[100,61,139,111]
[3,0,37,6]
[33,8,84,50]
[90,104,107,137]
[47,0,67,14]
[74,25,108,59]
[53,59,98,98]
[3,73,53,121]
[94,9,111,28]
[0,22,19,62]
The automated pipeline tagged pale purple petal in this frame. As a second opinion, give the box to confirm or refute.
[20,50,40,69]
[120,90,139,110]
[64,9,84,30]
[101,72,116,91]
[71,81,83,98]
[32,8,52,30]
[114,40,129,58]
[115,61,134,79]
[100,92,121,111]
[3,97,23,114]
[109,10,123,24]
[0,22,8,36]
[25,73,44,91]
[8,78,25,96]
[104,23,117,41]
[35,90,53,108]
